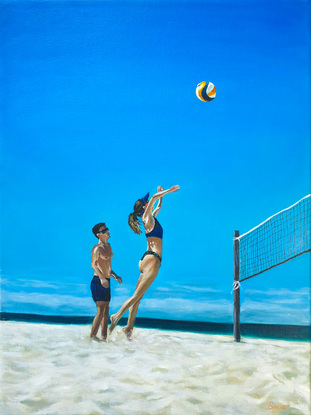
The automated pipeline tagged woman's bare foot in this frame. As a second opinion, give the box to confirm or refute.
[109,314,119,334]
[122,327,133,341]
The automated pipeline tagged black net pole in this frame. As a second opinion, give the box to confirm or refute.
[233,230,241,342]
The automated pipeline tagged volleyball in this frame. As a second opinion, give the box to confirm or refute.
[196,81,216,102]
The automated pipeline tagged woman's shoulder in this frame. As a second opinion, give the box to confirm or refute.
[142,211,154,222]
[143,215,156,232]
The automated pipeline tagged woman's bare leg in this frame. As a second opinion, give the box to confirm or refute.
[126,277,143,329]
[109,270,157,334]
[123,297,142,340]
[122,276,143,340]
[127,298,142,330]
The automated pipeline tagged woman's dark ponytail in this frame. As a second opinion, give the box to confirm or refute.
[128,212,142,235]
[128,199,145,235]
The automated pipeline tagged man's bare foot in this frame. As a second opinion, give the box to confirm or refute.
[122,327,133,341]
[109,314,119,335]
[90,336,102,342]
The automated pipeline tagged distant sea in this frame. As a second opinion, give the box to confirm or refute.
[1,312,310,341]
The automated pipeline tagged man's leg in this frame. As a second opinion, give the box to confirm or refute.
[90,302,105,339]
[100,302,109,340]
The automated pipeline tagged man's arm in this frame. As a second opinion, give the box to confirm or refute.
[111,270,122,284]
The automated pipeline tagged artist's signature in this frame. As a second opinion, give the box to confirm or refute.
[267,401,290,411]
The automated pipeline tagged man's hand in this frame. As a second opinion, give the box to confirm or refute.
[100,279,109,288]
[116,276,123,284]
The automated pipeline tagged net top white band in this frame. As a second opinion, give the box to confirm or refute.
[234,194,311,241]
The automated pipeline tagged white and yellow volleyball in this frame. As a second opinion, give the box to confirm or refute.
[196,81,216,102]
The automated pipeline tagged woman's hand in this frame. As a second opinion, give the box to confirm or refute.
[144,185,180,218]
[157,185,164,192]
[169,185,180,193]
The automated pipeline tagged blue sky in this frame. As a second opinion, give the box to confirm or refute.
[1,0,310,325]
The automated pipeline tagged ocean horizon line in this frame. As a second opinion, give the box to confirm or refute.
[1,312,310,341]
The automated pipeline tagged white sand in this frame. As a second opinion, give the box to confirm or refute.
[0,321,309,415]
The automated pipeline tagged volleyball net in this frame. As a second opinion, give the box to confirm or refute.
[235,194,311,284]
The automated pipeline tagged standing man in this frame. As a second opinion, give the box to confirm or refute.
[90,223,122,341]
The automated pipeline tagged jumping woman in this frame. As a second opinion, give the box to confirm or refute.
[109,185,180,340]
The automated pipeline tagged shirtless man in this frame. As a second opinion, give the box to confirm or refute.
[90,223,122,341]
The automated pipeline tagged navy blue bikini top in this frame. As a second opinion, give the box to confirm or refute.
[145,217,163,239]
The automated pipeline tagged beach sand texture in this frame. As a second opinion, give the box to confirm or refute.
[0,321,309,415]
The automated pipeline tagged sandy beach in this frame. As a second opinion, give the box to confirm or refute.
[0,321,309,415]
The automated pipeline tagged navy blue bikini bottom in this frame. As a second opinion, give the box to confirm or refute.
[140,251,162,262]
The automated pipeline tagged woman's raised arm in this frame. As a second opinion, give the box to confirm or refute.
[143,185,180,221]
[152,186,163,217]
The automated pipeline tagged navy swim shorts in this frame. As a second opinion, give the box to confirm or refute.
[90,276,111,302]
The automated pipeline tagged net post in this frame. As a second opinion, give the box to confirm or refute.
[233,230,241,342]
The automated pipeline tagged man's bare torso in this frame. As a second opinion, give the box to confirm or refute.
[91,243,113,280]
